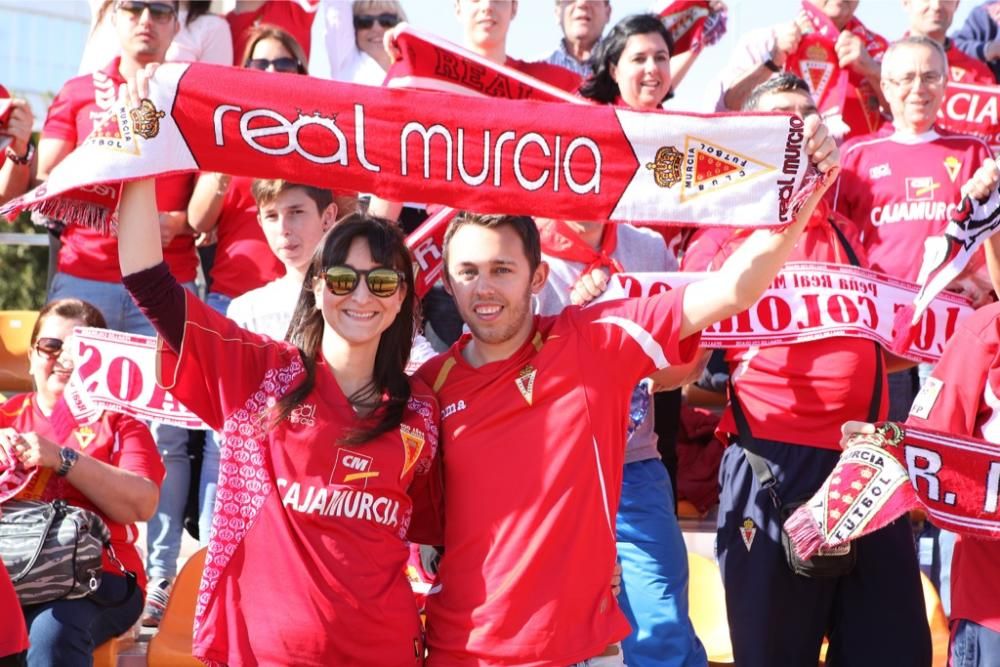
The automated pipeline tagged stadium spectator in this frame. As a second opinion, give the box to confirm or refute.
[540,0,613,76]
[227,0,318,67]
[685,73,931,667]
[315,0,405,84]
[710,0,887,140]
[903,0,993,82]
[953,0,1000,82]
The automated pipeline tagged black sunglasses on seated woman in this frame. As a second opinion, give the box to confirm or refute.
[34,338,65,359]
[245,57,302,73]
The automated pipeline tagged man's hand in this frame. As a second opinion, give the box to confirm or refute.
[3,99,34,157]
[159,210,190,246]
[803,114,840,180]
[123,63,160,108]
[771,20,803,67]
[382,22,409,64]
[962,158,1000,202]
[834,31,877,77]
[611,562,622,597]
[570,267,610,306]
[839,420,875,449]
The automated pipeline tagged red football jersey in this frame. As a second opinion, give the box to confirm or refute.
[0,564,26,656]
[228,0,317,65]
[906,302,1000,634]
[159,293,441,666]
[415,288,701,666]
[0,394,164,591]
[681,205,887,450]
[947,40,995,84]
[832,129,992,282]
[42,58,197,283]
[208,175,284,299]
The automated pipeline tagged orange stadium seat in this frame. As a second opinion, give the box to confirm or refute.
[146,547,206,667]
[0,311,38,394]
[92,635,125,667]
[922,572,950,667]
[686,552,734,666]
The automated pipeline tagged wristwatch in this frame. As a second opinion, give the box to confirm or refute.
[56,447,79,477]
[763,58,782,73]
[4,142,33,165]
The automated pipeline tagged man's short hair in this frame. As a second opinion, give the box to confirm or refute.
[251,179,334,215]
[743,73,812,111]
[442,213,542,275]
[882,34,949,75]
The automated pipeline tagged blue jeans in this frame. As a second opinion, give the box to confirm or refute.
[21,574,142,667]
[50,272,196,581]
[616,459,706,667]
[197,292,231,545]
[951,619,1000,667]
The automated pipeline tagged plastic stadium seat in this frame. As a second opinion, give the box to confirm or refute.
[146,548,206,667]
[0,311,38,394]
[687,552,734,666]
[93,635,128,667]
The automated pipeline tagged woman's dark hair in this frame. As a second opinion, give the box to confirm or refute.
[31,299,107,344]
[241,24,309,74]
[579,13,674,105]
[273,214,417,444]
[184,1,211,26]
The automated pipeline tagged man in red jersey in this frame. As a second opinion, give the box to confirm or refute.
[37,0,199,627]
[711,0,888,140]
[832,35,995,420]
[903,0,994,83]
[414,111,839,666]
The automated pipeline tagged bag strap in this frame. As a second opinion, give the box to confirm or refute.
[88,527,138,608]
[728,379,782,509]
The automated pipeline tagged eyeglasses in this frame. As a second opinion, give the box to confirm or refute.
[885,71,945,88]
[323,266,405,298]
[116,1,177,24]
[245,57,302,73]
[33,338,65,360]
[353,13,401,30]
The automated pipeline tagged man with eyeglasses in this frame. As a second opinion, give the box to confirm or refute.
[832,35,996,422]
[37,0,200,629]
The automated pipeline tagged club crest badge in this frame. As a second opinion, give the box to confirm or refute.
[646,145,683,188]
[740,518,757,551]
[399,424,426,478]
[73,426,96,450]
[515,365,537,406]
[943,156,962,183]
[129,98,166,140]
[679,136,775,202]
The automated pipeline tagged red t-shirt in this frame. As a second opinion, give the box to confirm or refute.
[0,394,164,591]
[42,58,197,283]
[947,40,995,84]
[228,0,317,65]
[905,301,1000,634]
[832,128,992,282]
[209,175,283,299]
[681,205,887,450]
[0,560,27,656]
[159,293,441,666]
[506,56,582,93]
[415,288,700,666]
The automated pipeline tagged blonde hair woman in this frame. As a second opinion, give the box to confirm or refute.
[317,0,407,84]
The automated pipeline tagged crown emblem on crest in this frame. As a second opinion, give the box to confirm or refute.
[645,145,683,188]
[806,44,829,60]
[129,99,165,140]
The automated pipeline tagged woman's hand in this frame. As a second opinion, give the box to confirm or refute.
[3,99,34,158]
[0,429,60,469]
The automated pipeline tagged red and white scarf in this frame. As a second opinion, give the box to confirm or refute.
[602,262,972,364]
[938,80,1000,151]
[538,219,624,276]
[786,422,1000,561]
[1,33,819,234]
[654,1,728,55]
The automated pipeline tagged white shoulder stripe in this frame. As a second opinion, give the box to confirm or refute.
[594,316,669,369]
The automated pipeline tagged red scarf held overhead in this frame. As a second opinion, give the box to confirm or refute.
[538,220,624,276]
[654,1,728,55]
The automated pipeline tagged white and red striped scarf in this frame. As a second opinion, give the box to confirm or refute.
[654,0,727,55]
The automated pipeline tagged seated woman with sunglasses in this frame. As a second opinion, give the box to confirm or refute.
[0,299,164,667]
[118,177,441,665]
[317,0,405,85]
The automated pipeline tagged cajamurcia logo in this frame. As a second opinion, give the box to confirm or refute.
[645,145,683,189]
[129,98,166,140]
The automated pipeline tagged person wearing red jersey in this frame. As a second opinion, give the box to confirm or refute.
[227,0,317,67]
[0,564,27,667]
[35,0,201,629]
[115,166,441,664]
[0,298,164,666]
[684,73,931,667]
[903,0,995,83]
[710,0,888,141]
[414,104,838,665]
[832,36,995,423]
[953,0,1000,82]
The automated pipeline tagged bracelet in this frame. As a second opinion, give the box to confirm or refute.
[5,142,33,166]
[763,58,781,73]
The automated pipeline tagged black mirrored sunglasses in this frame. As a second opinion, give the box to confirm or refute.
[246,57,302,73]
[323,266,405,298]
[353,13,400,30]
[34,337,64,359]
[117,1,177,23]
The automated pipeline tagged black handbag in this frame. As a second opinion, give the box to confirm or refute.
[0,498,135,606]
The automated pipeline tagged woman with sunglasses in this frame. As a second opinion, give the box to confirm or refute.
[118,176,440,665]
[318,0,406,85]
[0,298,164,667]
